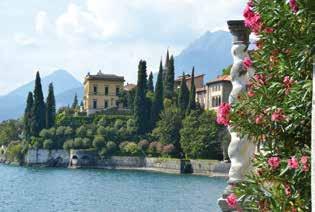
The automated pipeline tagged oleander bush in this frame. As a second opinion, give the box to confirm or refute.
[222,0,313,211]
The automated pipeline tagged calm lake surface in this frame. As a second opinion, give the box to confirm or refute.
[0,164,226,212]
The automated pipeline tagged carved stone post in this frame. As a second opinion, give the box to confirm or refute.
[218,20,256,211]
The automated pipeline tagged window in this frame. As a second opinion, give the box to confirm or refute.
[211,96,222,107]
[93,85,97,95]
[116,87,120,96]
[93,99,97,109]
[116,101,119,107]
[105,86,109,96]
[104,100,108,108]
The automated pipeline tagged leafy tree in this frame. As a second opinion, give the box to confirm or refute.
[46,83,56,128]
[0,120,22,146]
[93,135,106,150]
[177,73,189,113]
[134,60,149,134]
[152,105,182,154]
[164,55,175,99]
[43,139,54,150]
[147,72,154,92]
[187,67,196,113]
[221,64,232,75]
[151,60,164,129]
[24,92,33,140]
[31,72,46,136]
[180,110,220,159]
[71,93,78,109]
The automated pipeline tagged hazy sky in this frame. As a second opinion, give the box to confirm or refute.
[0,0,247,95]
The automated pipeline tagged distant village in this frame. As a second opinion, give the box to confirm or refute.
[83,57,231,116]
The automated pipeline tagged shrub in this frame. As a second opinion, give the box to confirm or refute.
[138,139,149,151]
[119,141,129,150]
[114,119,124,130]
[63,139,74,151]
[180,110,220,159]
[93,135,106,150]
[147,141,162,155]
[99,147,108,157]
[56,126,66,137]
[6,143,24,163]
[39,129,52,139]
[73,138,84,149]
[162,144,175,156]
[122,142,139,156]
[106,141,117,155]
[43,139,54,150]
[82,137,92,149]
[64,127,73,138]
[76,126,87,138]
[30,137,43,149]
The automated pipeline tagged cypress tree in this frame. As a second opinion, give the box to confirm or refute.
[164,55,175,99]
[178,73,189,113]
[134,60,149,134]
[24,92,33,140]
[187,67,196,113]
[163,50,170,83]
[151,60,164,128]
[147,72,154,92]
[46,83,56,128]
[72,93,78,109]
[31,71,46,136]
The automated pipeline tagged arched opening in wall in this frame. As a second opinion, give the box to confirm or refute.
[71,155,78,166]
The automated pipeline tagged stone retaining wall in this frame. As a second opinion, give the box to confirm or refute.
[20,149,229,176]
[25,149,69,167]
[190,159,230,176]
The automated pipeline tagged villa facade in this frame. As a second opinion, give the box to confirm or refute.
[196,75,232,111]
[83,71,124,115]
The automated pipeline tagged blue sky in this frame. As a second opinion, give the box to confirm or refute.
[0,0,247,95]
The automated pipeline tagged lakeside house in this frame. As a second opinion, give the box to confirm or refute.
[83,70,125,115]
[196,75,232,111]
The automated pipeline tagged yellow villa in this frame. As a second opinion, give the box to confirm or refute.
[83,70,125,115]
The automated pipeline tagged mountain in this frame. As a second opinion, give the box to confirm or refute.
[174,30,232,82]
[0,70,83,121]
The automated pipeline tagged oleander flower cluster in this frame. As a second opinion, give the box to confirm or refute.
[221,0,313,211]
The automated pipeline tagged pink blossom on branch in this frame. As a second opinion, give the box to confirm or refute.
[271,108,286,122]
[243,4,262,34]
[289,0,299,13]
[226,193,237,208]
[216,103,231,126]
[268,156,280,169]
[283,76,294,95]
[284,184,291,196]
[243,57,253,70]
[255,114,263,124]
[288,156,299,169]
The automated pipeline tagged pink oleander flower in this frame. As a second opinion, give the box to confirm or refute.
[243,57,252,70]
[216,103,231,126]
[302,164,309,172]
[300,156,308,165]
[271,108,286,122]
[247,90,255,97]
[226,193,237,208]
[289,0,299,13]
[255,114,263,124]
[265,27,274,34]
[284,184,291,196]
[268,156,280,169]
[288,156,299,169]
[254,74,267,86]
[243,4,262,33]
[283,76,294,95]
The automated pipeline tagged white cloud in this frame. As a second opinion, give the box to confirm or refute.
[14,34,35,46]
[35,11,47,34]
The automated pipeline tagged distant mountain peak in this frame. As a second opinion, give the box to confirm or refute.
[175,30,232,82]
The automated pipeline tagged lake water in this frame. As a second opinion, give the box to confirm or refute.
[0,164,226,212]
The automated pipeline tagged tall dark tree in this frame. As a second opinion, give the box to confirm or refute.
[178,73,189,113]
[46,83,56,128]
[24,92,33,140]
[151,60,164,129]
[164,55,175,99]
[147,72,154,92]
[187,67,196,113]
[72,93,78,109]
[31,71,46,136]
[134,60,149,134]
[163,50,170,82]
